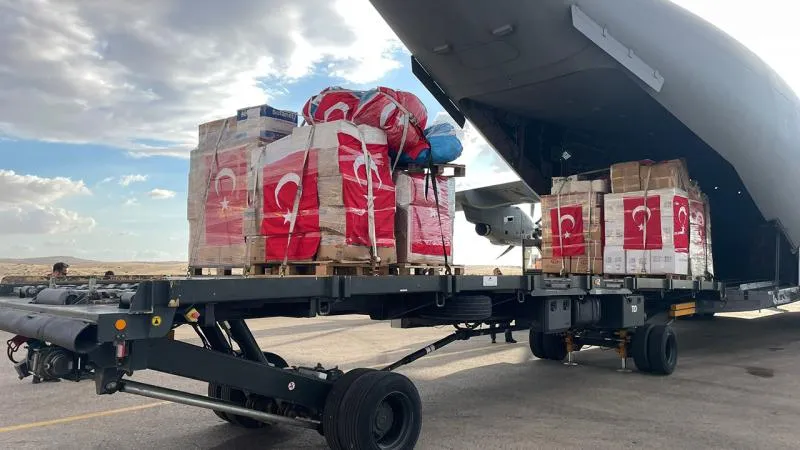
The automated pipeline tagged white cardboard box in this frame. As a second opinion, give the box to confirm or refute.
[603,246,626,274]
[626,250,650,274]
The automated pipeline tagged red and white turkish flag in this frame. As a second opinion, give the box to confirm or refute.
[623,196,662,250]
[672,195,690,252]
[337,129,396,247]
[548,205,585,257]
[261,149,321,244]
[204,146,248,246]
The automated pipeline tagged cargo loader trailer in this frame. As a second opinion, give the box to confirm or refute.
[2,270,793,449]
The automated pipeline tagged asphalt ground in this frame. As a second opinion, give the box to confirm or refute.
[2,305,800,449]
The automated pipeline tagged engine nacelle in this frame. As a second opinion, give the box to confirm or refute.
[475,223,491,237]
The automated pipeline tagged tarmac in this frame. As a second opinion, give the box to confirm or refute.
[2,305,800,449]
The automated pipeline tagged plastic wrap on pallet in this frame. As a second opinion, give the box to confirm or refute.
[602,187,690,276]
[689,193,715,278]
[252,120,397,264]
[393,172,455,265]
[539,184,604,274]
[301,86,429,160]
[187,142,251,267]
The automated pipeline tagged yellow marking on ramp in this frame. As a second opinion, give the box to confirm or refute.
[0,401,170,433]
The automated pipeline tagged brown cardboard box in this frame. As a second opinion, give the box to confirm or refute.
[541,239,602,258]
[640,159,691,191]
[541,257,570,274]
[570,257,603,275]
[242,207,262,237]
[611,161,642,193]
[317,234,397,263]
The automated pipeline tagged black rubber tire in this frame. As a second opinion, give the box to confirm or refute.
[336,371,422,450]
[529,330,547,359]
[323,368,376,450]
[220,386,266,428]
[263,351,289,368]
[631,324,654,373]
[208,382,232,423]
[418,295,492,321]
[542,333,567,361]
[646,324,678,375]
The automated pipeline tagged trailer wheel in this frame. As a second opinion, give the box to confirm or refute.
[542,333,567,361]
[529,330,547,359]
[220,386,267,429]
[631,324,654,373]
[323,368,376,449]
[646,324,678,375]
[263,351,289,368]
[418,295,492,321]
[336,371,422,450]
[208,382,232,423]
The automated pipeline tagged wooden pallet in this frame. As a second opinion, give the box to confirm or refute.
[401,163,465,178]
[389,264,465,276]
[602,273,692,281]
[249,261,389,276]
[189,267,247,276]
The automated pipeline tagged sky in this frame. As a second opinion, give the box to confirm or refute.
[0,0,798,265]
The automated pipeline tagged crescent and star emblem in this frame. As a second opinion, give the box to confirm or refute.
[353,154,383,188]
[676,203,688,235]
[558,214,576,238]
[275,172,301,224]
[631,205,652,231]
[214,167,236,211]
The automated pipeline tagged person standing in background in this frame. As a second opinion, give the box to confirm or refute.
[489,267,517,344]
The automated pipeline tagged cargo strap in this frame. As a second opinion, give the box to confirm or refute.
[554,179,568,276]
[424,152,452,275]
[640,166,652,273]
[280,126,316,277]
[355,127,380,269]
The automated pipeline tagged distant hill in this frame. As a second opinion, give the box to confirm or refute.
[0,256,185,265]
[0,256,102,265]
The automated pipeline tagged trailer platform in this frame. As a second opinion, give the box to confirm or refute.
[0,273,796,449]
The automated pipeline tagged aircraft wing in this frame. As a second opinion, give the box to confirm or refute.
[455,179,540,212]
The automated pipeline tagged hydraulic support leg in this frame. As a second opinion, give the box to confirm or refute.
[227,319,269,364]
[564,333,577,366]
[617,330,631,373]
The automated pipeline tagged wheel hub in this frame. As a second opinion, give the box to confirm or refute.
[373,401,395,437]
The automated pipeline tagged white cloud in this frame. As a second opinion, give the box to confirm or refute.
[0,0,402,156]
[124,197,139,206]
[0,169,95,235]
[148,188,176,199]
[119,174,148,186]
[0,204,96,235]
[99,176,114,184]
[0,169,91,204]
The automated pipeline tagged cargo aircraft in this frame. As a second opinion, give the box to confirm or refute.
[371,0,800,284]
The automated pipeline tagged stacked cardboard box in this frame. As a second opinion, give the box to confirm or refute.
[246,120,397,265]
[394,172,456,264]
[603,159,705,276]
[540,176,607,274]
[188,104,298,268]
[688,182,715,278]
[603,187,690,275]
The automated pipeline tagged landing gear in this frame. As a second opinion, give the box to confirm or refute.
[529,324,677,375]
[630,324,678,375]
[529,330,583,361]
[324,369,422,450]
